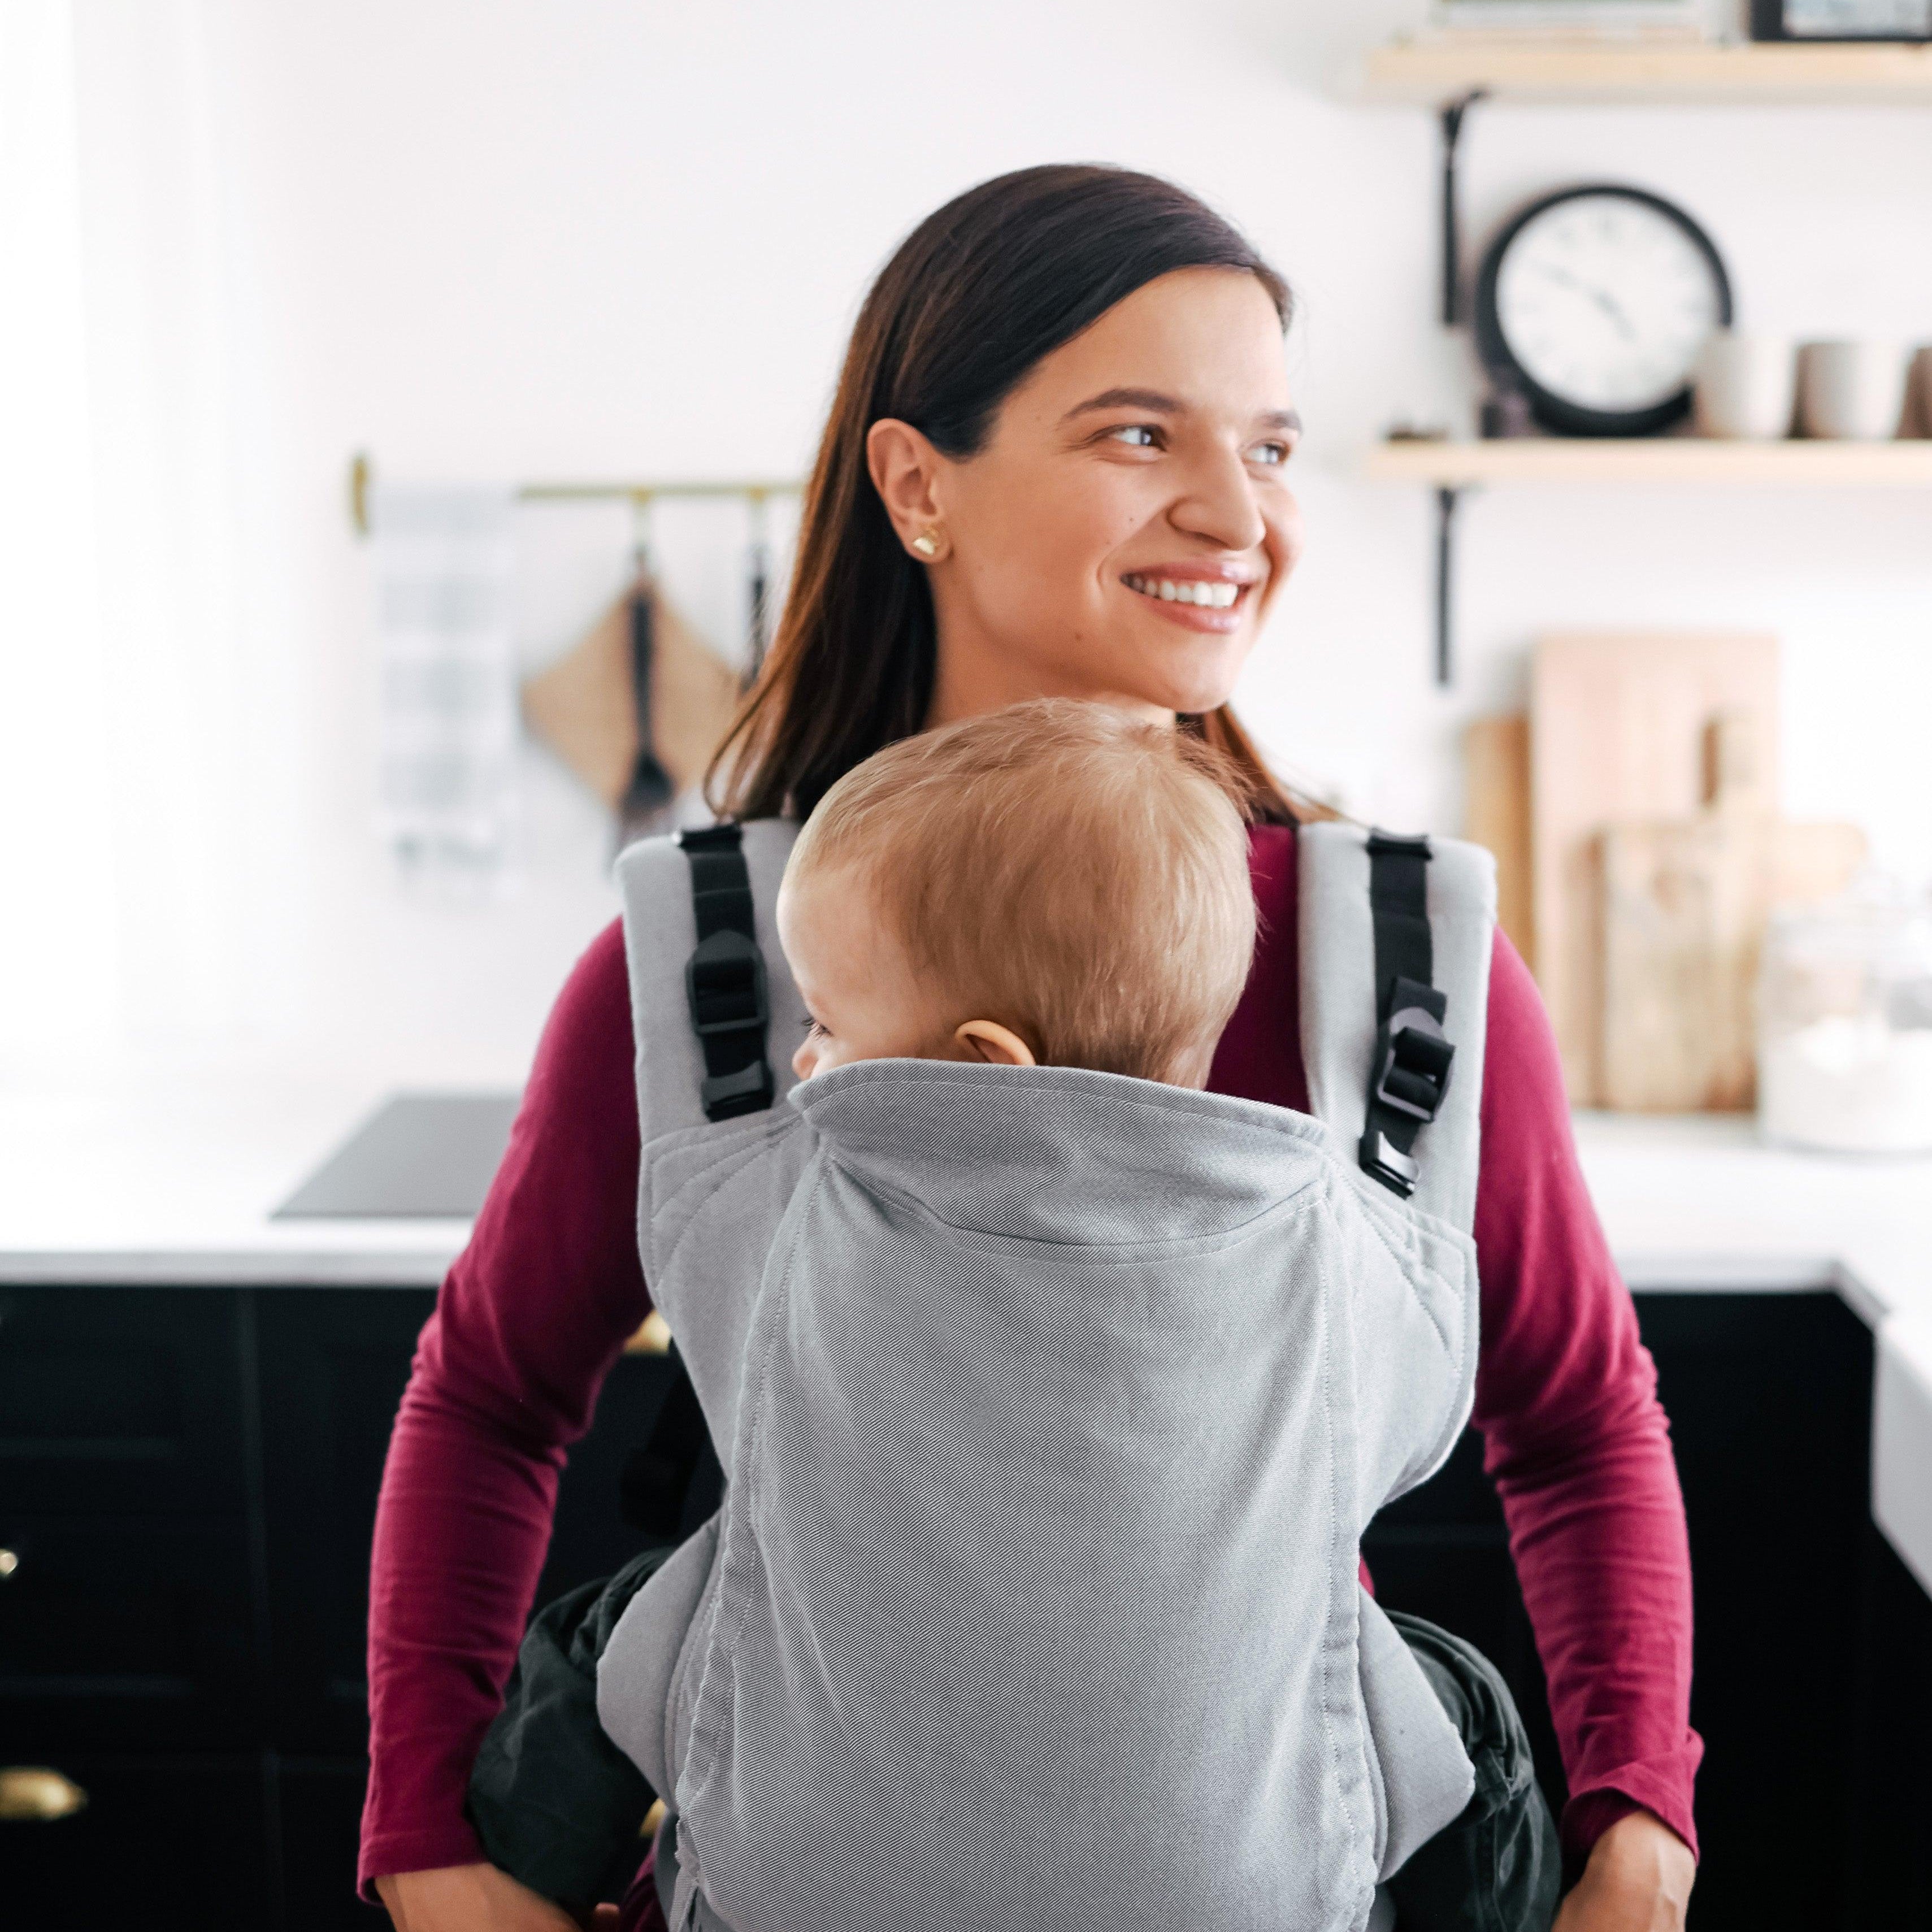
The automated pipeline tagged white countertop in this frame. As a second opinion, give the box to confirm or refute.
[0,1080,470,1287]
[3,1080,1927,1588]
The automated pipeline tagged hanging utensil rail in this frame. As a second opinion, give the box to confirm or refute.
[348,452,800,536]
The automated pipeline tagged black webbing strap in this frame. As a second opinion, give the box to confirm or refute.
[1358,830,1455,1199]
[678,823,775,1121]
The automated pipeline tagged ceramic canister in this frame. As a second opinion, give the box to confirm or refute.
[1693,333,1796,441]
[1796,341,1911,442]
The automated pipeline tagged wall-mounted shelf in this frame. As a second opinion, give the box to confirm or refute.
[1368,438,1932,487]
[1364,36,1932,106]
[1369,439,1932,684]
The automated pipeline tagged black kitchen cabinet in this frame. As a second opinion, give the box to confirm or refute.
[4,1283,1929,1929]
[1364,1289,1932,1929]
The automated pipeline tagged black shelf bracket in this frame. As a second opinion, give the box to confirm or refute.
[1434,485,1462,688]
[1439,90,1486,327]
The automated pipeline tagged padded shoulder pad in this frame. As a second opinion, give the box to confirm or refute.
[614,819,806,1150]
[1297,822,1496,1232]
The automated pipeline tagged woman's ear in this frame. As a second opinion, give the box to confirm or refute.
[867,418,950,559]
[953,1020,1036,1068]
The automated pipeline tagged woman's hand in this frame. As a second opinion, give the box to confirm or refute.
[375,1862,616,1932]
[1553,1811,1695,1932]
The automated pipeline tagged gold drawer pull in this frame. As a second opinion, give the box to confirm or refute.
[641,1797,666,1839]
[0,1768,89,1822]
[624,1311,672,1355]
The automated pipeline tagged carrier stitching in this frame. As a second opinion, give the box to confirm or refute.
[822,1150,1327,1254]
[1400,1245,1483,1495]
[651,1125,798,1288]
[677,1152,826,1827]
[1340,1180,1464,1368]
[1310,1235,1371,1904]
[645,1115,792,1223]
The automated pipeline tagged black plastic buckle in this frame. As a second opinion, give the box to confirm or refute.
[700,1060,773,1113]
[1371,980,1455,1125]
[685,928,768,1038]
[1358,1127,1421,1199]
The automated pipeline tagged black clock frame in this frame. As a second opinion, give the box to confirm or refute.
[1474,183,1734,439]
[1750,0,1931,41]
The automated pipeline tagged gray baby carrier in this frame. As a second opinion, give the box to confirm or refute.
[598,817,1497,1932]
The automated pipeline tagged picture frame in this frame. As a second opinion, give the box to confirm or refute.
[1750,0,1932,38]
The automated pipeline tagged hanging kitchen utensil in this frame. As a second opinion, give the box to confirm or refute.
[744,489,771,688]
[617,497,676,843]
[522,543,741,828]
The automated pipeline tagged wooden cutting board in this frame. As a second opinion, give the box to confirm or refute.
[1599,811,1866,1112]
[521,579,741,812]
[1531,631,1779,1103]
[1464,712,1535,975]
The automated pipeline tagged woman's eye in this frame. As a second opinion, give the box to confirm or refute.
[1248,440,1291,468]
[1107,424,1160,449]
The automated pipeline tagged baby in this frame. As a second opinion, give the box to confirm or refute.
[468,701,1555,1932]
[775,698,1255,1092]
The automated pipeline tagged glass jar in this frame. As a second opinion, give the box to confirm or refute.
[1757,883,1932,1155]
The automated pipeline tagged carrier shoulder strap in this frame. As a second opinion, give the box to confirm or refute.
[1358,831,1455,1200]
[677,823,774,1122]
[616,819,805,1152]
[1297,820,1496,1233]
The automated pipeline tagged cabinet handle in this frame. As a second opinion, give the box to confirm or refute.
[0,1549,16,1579]
[0,1768,89,1822]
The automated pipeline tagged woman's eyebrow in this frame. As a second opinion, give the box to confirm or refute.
[1060,386,1182,422]
[1059,388,1303,437]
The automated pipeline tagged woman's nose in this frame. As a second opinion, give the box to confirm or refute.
[1169,449,1267,555]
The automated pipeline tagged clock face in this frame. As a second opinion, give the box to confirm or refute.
[1492,190,1728,419]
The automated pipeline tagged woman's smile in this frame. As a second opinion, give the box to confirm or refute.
[1120,562,1262,633]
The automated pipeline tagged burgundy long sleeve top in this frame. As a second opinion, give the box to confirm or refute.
[359,823,1701,1904]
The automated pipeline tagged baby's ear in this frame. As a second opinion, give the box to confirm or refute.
[953,1021,1036,1069]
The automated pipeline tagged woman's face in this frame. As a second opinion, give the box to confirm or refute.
[869,267,1303,726]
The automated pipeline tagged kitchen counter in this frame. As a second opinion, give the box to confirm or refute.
[2,1082,1927,1588]
[0,1080,471,1287]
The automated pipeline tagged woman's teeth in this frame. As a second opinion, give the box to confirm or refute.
[1123,574,1241,609]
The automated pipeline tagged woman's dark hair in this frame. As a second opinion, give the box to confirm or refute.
[706,163,1307,824]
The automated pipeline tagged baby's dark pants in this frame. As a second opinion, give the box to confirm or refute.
[468,1552,1561,1932]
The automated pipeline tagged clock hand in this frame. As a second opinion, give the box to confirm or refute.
[1532,261,1638,341]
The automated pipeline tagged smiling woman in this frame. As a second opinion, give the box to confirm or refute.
[364,164,1697,1932]
[708,164,1310,823]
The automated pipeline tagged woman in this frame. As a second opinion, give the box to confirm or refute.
[365,166,1699,1932]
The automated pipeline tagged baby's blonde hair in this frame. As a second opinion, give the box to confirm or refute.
[788,700,1257,1085]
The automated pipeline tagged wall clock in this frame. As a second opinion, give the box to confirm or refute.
[1474,185,1734,438]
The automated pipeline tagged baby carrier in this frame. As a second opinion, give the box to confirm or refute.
[597,817,1497,1932]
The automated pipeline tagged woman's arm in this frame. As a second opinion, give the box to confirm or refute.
[1470,935,1702,1866]
[360,918,653,1898]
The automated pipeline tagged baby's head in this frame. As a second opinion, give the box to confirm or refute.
[775,700,1257,1091]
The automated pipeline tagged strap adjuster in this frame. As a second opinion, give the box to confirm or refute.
[1358,1127,1421,1199]
[685,928,769,1038]
[700,1060,774,1113]
[1371,977,1455,1125]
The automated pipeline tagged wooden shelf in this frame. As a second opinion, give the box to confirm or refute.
[1363,36,1932,105]
[1365,438,1932,487]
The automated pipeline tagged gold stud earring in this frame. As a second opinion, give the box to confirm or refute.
[911,529,940,559]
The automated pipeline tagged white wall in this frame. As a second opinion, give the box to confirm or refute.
[14,0,1932,1088]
